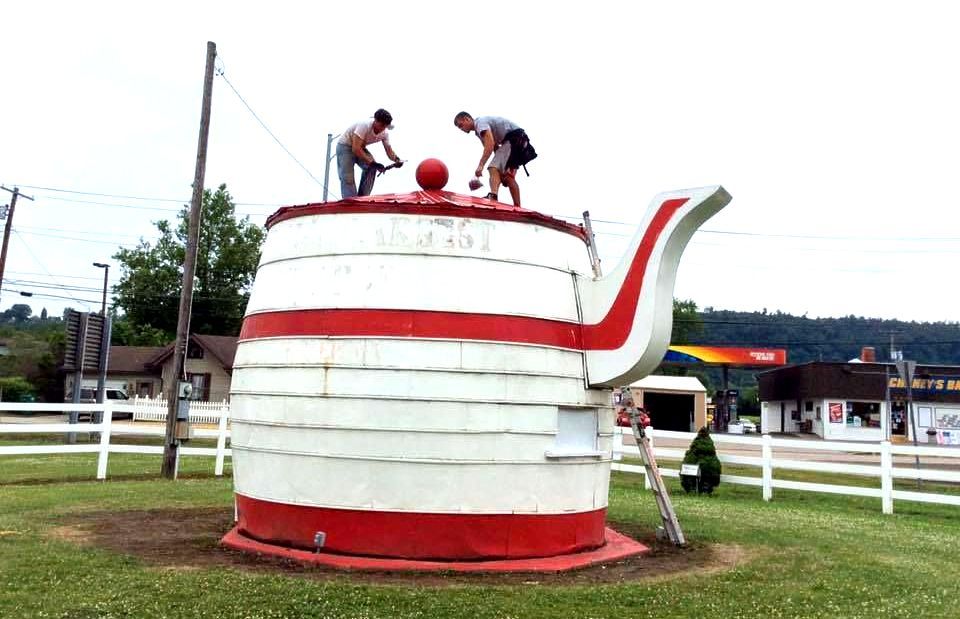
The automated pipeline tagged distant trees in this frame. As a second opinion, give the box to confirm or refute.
[671,299,703,345]
[0,314,65,402]
[0,304,33,325]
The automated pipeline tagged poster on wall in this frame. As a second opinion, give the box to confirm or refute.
[829,402,843,424]
[935,408,960,430]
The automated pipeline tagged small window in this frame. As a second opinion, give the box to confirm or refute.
[186,373,211,401]
[548,407,599,457]
[805,401,814,412]
[187,343,205,359]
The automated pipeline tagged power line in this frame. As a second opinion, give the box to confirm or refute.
[14,224,160,240]
[214,56,331,194]
[6,279,110,294]
[5,270,111,281]
[0,287,104,307]
[11,231,91,310]
[14,229,147,247]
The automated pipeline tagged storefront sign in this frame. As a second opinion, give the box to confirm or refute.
[828,402,843,424]
[888,377,960,393]
[664,346,787,366]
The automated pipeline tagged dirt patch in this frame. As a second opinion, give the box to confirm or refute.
[48,508,750,586]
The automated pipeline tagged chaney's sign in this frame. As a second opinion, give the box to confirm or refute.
[888,377,960,393]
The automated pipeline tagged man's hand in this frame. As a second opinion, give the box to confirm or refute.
[474,165,484,178]
[393,160,404,168]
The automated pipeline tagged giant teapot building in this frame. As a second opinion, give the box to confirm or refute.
[220,161,730,570]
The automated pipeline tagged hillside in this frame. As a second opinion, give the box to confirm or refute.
[691,309,960,365]
[666,309,960,410]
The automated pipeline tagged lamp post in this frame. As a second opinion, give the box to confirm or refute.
[92,263,109,315]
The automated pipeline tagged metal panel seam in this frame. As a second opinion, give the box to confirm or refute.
[230,444,612,464]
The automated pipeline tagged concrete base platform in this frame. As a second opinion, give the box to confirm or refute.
[221,526,649,573]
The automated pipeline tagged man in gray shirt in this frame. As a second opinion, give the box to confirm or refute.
[454,111,535,206]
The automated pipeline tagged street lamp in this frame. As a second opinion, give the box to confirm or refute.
[92,262,109,315]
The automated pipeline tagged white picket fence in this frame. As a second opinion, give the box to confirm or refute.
[131,397,228,424]
[613,427,960,514]
[0,402,231,478]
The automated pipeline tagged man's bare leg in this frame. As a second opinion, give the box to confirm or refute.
[487,167,502,200]
[502,169,521,206]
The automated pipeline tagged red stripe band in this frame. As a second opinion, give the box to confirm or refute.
[235,494,607,560]
[240,308,584,349]
[241,198,689,351]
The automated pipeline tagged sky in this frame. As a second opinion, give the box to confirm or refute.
[1,1,958,325]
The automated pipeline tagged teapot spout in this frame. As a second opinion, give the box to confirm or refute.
[578,186,731,388]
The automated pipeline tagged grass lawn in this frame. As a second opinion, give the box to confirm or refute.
[1,446,959,618]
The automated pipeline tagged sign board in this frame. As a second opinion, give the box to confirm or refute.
[664,346,787,366]
[895,360,917,387]
[888,376,960,393]
[63,310,106,372]
[680,463,701,477]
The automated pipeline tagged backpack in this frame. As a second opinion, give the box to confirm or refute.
[504,128,538,175]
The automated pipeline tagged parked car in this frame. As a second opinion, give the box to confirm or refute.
[728,418,757,434]
[66,388,132,420]
[80,388,130,404]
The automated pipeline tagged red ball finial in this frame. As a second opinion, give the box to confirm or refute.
[415,158,449,190]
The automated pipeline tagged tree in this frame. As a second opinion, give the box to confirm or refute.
[110,315,170,347]
[671,298,703,345]
[0,304,33,325]
[112,184,265,339]
[681,426,722,494]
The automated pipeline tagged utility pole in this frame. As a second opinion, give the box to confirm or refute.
[323,133,334,202]
[886,330,901,361]
[0,186,35,304]
[162,41,216,479]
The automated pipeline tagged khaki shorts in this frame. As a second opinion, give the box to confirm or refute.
[488,141,513,172]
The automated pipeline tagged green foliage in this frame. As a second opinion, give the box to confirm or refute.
[671,298,703,345]
[0,321,66,402]
[0,376,35,402]
[0,303,33,324]
[681,426,721,494]
[738,385,759,415]
[112,184,265,339]
[110,315,170,347]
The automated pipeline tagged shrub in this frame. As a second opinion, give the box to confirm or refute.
[0,376,36,402]
[681,426,722,494]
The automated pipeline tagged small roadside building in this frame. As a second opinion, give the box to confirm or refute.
[64,334,238,402]
[758,361,960,443]
[619,375,708,432]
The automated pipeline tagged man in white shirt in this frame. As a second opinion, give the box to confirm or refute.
[336,108,403,198]
[454,111,536,206]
